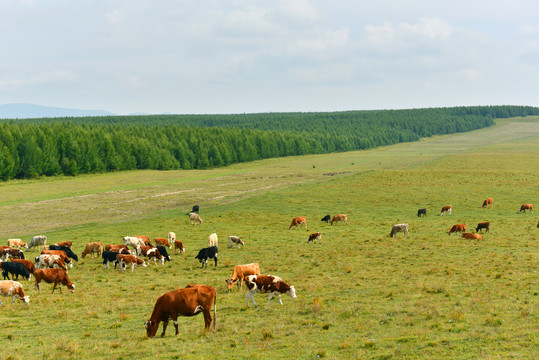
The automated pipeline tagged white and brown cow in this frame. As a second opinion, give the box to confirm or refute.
[389,224,409,238]
[116,254,147,272]
[225,263,260,290]
[7,239,28,249]
[0,280,30,306]
[81,242,104,259]
[245,275,297,308]
[123,236,147,255]
[189,212,203,225]
[228,236,244,248]
[41,250,72,268]
[440,205,452,216]
[307,232,322,244]
[330,214,348,225]
[35,254,67,271]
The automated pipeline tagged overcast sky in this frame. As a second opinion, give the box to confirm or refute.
[1,0,538,115]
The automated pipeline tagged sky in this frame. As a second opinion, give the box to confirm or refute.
[1,0,538,115]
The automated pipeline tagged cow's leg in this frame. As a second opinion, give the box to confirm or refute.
[202,309,212,330]
[132,263,136,272]
[214,256,218,267]
[0,298,5,306]
[173,318,179,335]
[246,290,256,307]
[278,294,283,305]
[51,282,57,294]
[267,292,274,305]
[161,320,168,337]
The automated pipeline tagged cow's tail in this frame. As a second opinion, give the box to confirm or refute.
[213,290,217,331]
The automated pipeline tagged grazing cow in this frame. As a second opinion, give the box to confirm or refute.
[7,239,28,249]
[331,214,348,225]
[154,237,171,249]
[33,268,75,293]
[195,246,218,269]
[49,245,79,262]
[191,205,200,213]
[417,208,427,217]
[289,216,307,230]
[225,263,260,290]
[462,233,483,240]
[11,259,35,278]
[55,241,72,249]
[145,284,216,338]
[0,246,11,261]
[0,280,30,306]
[448,224,466,235]
[134,235,152,247]
[440,206,452,216]
[321,215,331,223]
[102,251,120,270]
[245,275,297,308]
[390,224,409,238]
[167,232,176,247]
[105,244,130,254]
[307,232,322,244]
[156,246,171,262]
[116,254,147,272]
[228,236,244,248]
[208,233,218,247]
[1,262,30,281]
[81,242,104,259]
[174,240,185,254]
[145,248,165,265]
[482,198,493,208]
[6,248,25,260]
[123,236,146,255]
[476,222,490,233]
[189,212,203,225]
[27,235,47,252]
[35,254,67,271]
[41,250,72,268]
[519,204,533,213]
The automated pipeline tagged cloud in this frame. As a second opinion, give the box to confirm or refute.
[365,17,452,46]
[0,70,78,90]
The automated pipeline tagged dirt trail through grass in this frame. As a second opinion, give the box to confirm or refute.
[1,119,538,237]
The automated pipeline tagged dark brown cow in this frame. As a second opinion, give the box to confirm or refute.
[476,222,490,233]
[448,224,466,235]
[440,205,452,216]
[33,268,75,293]
[145,285,217,337]
[174,240,185,254]
[289,217,307,230]
[55,241,72,249]
[307,232,322,244]
[482,198,493,208]
[245,275,297,308]
[519,204,533,213]
[462,233,483,240]
[330,214,347,225]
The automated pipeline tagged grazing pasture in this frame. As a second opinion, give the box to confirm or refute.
[0,118,538,359]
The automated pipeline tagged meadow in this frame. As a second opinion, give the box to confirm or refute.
[1,118,538,359]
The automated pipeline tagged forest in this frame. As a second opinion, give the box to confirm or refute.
[0,105,537,180]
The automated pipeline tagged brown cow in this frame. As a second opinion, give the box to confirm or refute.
[476,222,490,233]
[33,268,75,293]
[11,259,35,277]
[134,236,152,247]
[7,239,28,249]
[289,217,307,230]
[0,246,11,261]
[245,275,297,308]
[462,233,483,240]
[145,285,217,337]
[55,241,72,249]
[174,240,185,254]
[0,280,30,306]
[225,263,260,290]
[330,214,348,225]
[519,204,533,213]
[307,232,322,244]
[105,244,131,254]
[116,254,147,272]
[448,224,466,235]
[40,250,72,268]
[482,198,493,208]
[81,242,104,259]
[440,205,452,215]
[154,237,171,249]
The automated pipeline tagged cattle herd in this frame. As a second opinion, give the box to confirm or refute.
[0,200,535,338]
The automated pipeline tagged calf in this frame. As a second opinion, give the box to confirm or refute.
[245,275,297,308]
[476,222,490,233]
[482,198,493,208]
[7,239,28,249]
[518,204,533,213]
[154,237,171,249]
[1,262,30,281]
[390,224,409,238]
[226,263,260,290]
[321,215,331,223]
[81,242,104,259]
[462,233,483,240]
[116,254,147,272]
[156,245,171,262]
[145,284,216,338]
[174,240,185,254]
[228,235,244,248]
[49,245,79,262]
[448,224,466,235]
[307,232,322,244]
[189,212,203,225]
[208,233,218,247]
[440,205,452,216]
[331,214,348,225]
[167,231,177,245]
[27,235,47,252]
[102,251,120,270]
[0,280,30,306]
[289,216,307,230]
[33,268,75,293]
[195,246,218,269]
[417,208,427,217]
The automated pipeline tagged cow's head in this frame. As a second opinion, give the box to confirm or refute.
[145,320,158,338]
[68,283,75,293]
[287,285,297,299]
[225,278,237,290]
[22,295,30,305]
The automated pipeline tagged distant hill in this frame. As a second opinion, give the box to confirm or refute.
[0,103,115,119]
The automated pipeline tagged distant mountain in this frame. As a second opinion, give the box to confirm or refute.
[0,103,115,119]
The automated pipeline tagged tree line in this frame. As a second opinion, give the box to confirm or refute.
[0,105,537,180]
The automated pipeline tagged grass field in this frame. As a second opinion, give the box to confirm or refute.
[1,118,538,359]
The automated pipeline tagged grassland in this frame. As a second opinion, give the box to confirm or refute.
[1,118,538,359]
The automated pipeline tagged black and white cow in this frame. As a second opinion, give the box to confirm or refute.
[245,275,297,308]
[1,262,31,281]
[102,251,120,270]
[156,246,170,262]
[49,245,79,262]
[194,246,218,269]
